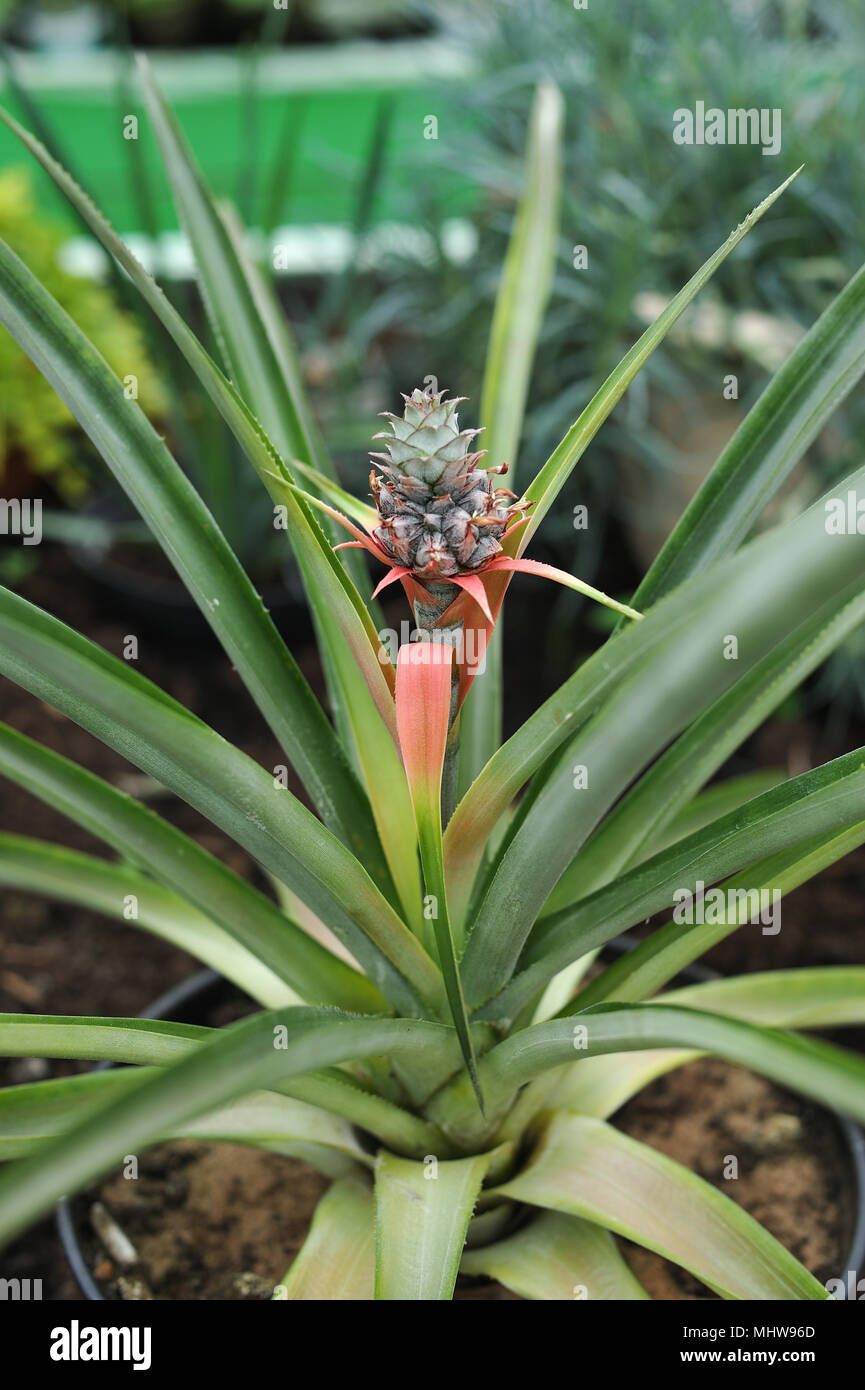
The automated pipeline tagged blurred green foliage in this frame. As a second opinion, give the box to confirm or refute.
[385,0,865,488]
[277,0,865,715]
[0,166,166,496]
[321,1,865,654]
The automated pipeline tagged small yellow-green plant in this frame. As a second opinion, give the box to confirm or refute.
[0,167,165,497]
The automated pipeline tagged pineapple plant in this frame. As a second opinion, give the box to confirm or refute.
[1,68,865,1303]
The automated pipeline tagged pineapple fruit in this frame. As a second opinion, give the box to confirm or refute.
[370,387,522,581]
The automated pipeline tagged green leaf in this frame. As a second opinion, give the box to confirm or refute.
[443,587,692,922]
[555,966,865,1120]
[281,1072,450,1160]
[162,1090,369,1178]
[431,1002,865,1146]
[495,1113,828,1300]
[532,1002,865,1123]
[276,1178,375,1300]
[374,1148,494,1300]
[459,78,564,796]
[0,717,386,1015]
[0,1013,210,1066]
[0,585,442,1018]
[216,199,390,762]
[459,470,865,1008]
[444,461,865,923]
[549,588,865,909]
[485,750,865,1023]
[576,823,865,1011]
[136,57,310,477]
[0,1043,448,1162]
[0,722,385,1013]
[288,458,378,531]
[0,1066,368,1177]
[0,833,300,1009]
[0,99,400,761]
[0,1007,457,1248]
[0,1069,147,1161]
[0,228,388,880]
[460,1209,648,1301]
[665,964,865,1028]
[633,770,787,862]
[213,201,334,481]
[630,259,865,610]
[216,198,385,613]
[514,167,801,552]
[136,57,390,763]
[478,80,564,491]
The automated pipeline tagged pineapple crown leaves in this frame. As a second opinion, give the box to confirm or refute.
[368,386,524,581]
[371,387,486,488]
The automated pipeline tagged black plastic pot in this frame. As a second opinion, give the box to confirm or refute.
[57,968,221,1302]
[58,960,865,1301]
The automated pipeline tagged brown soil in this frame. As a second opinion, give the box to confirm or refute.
[69,1052,854,1301]
[87,1143,328,1301]
[73,1139,518,1301]
[615,1057,856,1299]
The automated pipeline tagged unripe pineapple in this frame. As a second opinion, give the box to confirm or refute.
[370,388,521,580]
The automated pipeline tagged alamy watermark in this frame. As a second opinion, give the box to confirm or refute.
[673,102,782,156]
[0,1275,42,1299]
[0,498,42,546]
[672,880,781,935]
[50,1321,151,1371]
[825,490,865,534]
[377,621,486,677]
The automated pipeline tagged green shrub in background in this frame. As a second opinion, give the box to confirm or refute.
[354,0,865,554]
[317,0,865,713]
[0,166,165,497]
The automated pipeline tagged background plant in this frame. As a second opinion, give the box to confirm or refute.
[0,165,165,499]
[0,6,457,585]
[347,0,865,710]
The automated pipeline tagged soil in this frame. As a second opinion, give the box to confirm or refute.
[616,1058,855,1299]
[63,1054,853,1302]
[1,544,864,1299]
[86,1142,329,1301]
[69,1140,518,1301]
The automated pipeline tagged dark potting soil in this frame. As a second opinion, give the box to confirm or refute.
[1,546,864,1298]
[68,1053,853,1300]
[74,1140,511,1300]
